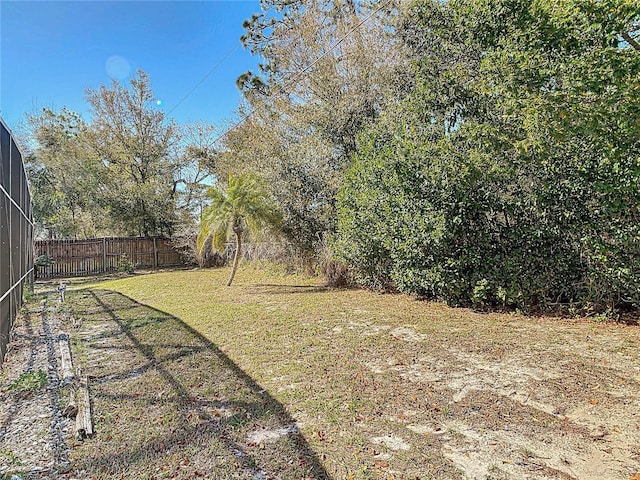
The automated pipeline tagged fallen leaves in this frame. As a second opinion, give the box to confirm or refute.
[54,271,640,480]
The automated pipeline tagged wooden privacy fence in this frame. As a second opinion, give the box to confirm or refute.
[34,237,185,278]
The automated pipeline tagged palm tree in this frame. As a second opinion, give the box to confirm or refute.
[197,173,281,286]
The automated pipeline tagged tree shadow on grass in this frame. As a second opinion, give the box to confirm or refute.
[70,289,331,479]
[249,284,330,295]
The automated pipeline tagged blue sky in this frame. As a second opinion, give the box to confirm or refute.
[0,1,263,131]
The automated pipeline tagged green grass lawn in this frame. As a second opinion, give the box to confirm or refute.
[60,265,640,480]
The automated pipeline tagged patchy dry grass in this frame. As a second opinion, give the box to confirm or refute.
[61,265,640,479]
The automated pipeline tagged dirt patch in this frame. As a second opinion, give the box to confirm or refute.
[390,326,429,342]
[0,294,72,479]
[247,425,298,445]
[370,435,411,451]
[356,319,640,480]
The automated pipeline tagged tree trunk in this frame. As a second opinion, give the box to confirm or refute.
[227,231,242,286]
[75,375,93,440]
[58,333,74,382]
[621,32,640,52]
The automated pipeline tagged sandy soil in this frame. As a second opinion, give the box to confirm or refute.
[350,318,640,480]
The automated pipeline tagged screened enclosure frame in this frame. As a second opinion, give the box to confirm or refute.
[0,117,34,364]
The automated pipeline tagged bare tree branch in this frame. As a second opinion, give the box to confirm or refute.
[621,32,640,52]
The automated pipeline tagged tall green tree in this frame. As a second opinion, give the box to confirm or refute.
[197,174,281,286]
[84,70,180,236]
[26,108,107,238]
[25,72,223,241]
[221,0,409,258]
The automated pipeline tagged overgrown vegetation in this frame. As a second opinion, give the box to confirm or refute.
[8,370,47,392]
[336,0,640,311]
[224,0,407,258]
[21,0,640,311]
[116,254,137,274]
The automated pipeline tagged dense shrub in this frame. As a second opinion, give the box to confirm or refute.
[336,0,640,311]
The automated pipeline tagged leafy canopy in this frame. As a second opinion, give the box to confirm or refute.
[336,0,640,310]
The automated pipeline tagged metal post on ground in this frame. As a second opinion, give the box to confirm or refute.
[57,282,66,304]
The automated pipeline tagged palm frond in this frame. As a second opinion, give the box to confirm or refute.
[197,172,281,256]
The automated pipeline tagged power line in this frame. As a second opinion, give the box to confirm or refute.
[211,0,391,145]
[166,41,242,116]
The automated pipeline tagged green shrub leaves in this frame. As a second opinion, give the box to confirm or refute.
[337,0,640,311]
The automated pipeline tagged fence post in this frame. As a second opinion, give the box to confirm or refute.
[153,237,158,268]
[46,240,51,278]
[102,237,107,272]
